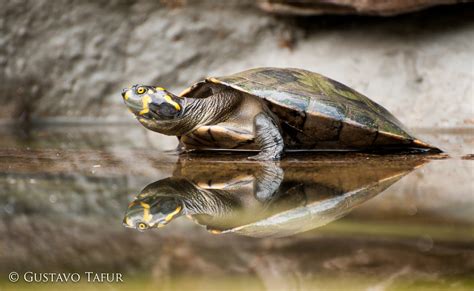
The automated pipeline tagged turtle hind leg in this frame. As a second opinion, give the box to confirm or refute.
[249,112,284,161]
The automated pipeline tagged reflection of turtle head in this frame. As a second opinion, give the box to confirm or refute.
[123,177,240,231]
[123,179,187,231]
[123,195,183,231]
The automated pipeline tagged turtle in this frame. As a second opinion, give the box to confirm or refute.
[121,67,440,160]
[123,156,427,236]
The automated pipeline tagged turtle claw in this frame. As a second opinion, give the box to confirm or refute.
[164,148,194,156]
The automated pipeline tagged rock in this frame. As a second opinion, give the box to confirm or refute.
[0,0,278,121]
[0,0,472,130]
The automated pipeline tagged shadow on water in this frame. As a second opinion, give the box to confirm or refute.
[123,155,427,237]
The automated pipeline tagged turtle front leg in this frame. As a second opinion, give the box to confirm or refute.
[249,112,284,161]
[254,162,284,201]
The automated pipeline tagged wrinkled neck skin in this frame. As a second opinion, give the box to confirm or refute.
[138,89,241,136]
[181,187,239,218]
[151,178,240,218]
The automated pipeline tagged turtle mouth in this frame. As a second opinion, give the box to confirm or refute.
[121,88,135,103]
[121,88,129,98]
[121,97,156,119]
[122,214,137,228]
[125,100,144,116]
[137,110,154,120]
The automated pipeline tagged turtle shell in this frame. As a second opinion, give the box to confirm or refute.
[175,156,427,237]
[218,169,405,237]
[180,67,437,150]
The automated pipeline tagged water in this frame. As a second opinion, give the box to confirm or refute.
[0,125,473,290]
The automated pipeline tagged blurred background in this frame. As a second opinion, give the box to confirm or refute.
[1,1,473,290]
[1,0,473,129]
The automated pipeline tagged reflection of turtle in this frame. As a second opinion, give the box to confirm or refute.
[123,162,286,231]
[123,156,427,237]
[123,177,239,231]
[121,68,439,160]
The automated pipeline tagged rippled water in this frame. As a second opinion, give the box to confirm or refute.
[0,125,473,290]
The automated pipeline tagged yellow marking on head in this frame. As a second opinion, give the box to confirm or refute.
[139,108,149,115]
[165,205,182,222]
[155,87,165,91]
[143,209,152,222]
[124,216,132,227]
[164,95,181,111]
[147,89,154,94]
[139,201,152,222]
[209,229,222,234]
[124,90,131,100]
[139,94,152,115]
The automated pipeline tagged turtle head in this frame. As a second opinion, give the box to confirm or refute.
[121,85,184,121]
[123,195,183,231]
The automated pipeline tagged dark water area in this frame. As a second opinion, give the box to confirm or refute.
[0,125,473,290]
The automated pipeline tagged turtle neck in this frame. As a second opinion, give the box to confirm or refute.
[138,89,242,136]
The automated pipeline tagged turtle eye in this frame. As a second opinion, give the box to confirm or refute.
[137,222,148,230]
[136,87,146,94]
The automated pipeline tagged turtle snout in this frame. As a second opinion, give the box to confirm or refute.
[122,88,135,102]
[121,88,129,98]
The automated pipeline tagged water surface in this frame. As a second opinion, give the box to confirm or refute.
[0,125,473,290]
